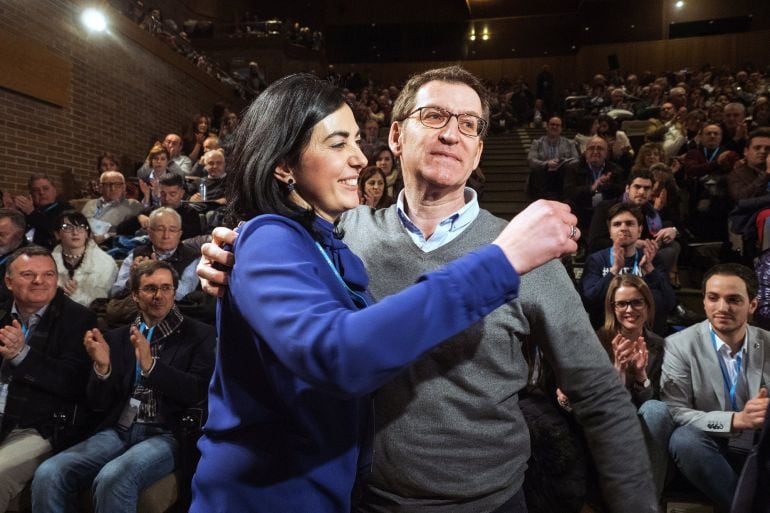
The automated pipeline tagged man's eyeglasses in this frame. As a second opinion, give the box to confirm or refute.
[612,299,646,311]
[403,107,488,137]
[100,182,124,189]
[139,284,175,296]
[60,223,87,233]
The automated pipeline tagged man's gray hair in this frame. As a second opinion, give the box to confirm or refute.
[4,245,55,277]
[148,207,182,226]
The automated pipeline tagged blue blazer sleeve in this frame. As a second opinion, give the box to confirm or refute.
[229,216,520,397]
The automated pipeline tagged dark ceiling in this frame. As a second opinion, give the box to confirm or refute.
[320,0,767,62]
[181,0,769,62]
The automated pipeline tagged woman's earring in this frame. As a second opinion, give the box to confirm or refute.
[287,178,295,193]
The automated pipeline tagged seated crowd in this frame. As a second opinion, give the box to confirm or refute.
[0,62,768,513]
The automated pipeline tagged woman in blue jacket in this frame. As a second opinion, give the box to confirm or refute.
[190,73,578,512]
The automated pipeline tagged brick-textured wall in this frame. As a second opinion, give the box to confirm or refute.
[0,0,235,199]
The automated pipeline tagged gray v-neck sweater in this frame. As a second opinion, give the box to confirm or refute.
[340,205,657,513]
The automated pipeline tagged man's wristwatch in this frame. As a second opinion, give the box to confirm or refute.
[636,378,651,389]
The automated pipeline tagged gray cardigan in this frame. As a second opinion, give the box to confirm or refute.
[340,205,658,513]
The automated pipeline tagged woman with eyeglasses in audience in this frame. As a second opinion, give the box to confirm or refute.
[558,274,673,498]
[51,211,118,307]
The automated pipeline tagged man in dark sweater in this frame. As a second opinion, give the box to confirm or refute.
[197,66,660,513]
[562,136,625,231]
[7,174,72,250]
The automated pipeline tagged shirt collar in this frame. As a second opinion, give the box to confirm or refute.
[152,246,176,260]
[11,302,49,326]
[709,322,748,358]
[396,187,480,250]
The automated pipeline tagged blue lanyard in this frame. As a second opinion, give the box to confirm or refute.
[709,327,743,411]
[590,164,605,184]
[608,248,640,276]
[134,322,155,384]
[314,242,370,310]
[703,147,719,163]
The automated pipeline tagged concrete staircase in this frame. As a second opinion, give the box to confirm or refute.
[478,127,576,220]
[477,128,537,220]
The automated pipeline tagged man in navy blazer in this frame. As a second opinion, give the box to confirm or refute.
[662,263,770,512]
[32,260,215,513]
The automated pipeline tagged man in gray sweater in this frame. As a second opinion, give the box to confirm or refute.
[198,66,659,513]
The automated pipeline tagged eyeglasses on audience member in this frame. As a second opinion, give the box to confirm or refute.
[611,298,646,311]
[59,223,88,233]
[139,284,175,296]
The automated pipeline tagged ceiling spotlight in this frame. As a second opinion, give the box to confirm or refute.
[482,34,489,41]
[675,1,684,8]
[584,26,590,31]
[81,8,107,32]
[470,34,476,41]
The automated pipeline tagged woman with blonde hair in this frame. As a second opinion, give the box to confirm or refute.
[137,142,171,206]
[630,142,664,174]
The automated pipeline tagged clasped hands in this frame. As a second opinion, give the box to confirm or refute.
[611,333,648,381]
[84,326,154,376]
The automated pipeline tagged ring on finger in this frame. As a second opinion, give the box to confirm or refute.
[568,225,578,240]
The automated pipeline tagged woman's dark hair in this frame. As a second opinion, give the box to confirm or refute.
[358,166,386,196]
[368,143,394,166]
[597,114,618,137]
[226,73,348,233]
[57,211,92,238]
[192,114,211,133]
[96,152,118,172]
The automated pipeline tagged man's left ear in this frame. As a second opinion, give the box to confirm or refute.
[750,297,758,315]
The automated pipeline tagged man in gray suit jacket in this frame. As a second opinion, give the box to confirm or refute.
[662,263,770,513]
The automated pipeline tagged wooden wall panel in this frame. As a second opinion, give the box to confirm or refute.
[0,30,72,107]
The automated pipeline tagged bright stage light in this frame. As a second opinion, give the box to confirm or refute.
[82,8,107,32]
